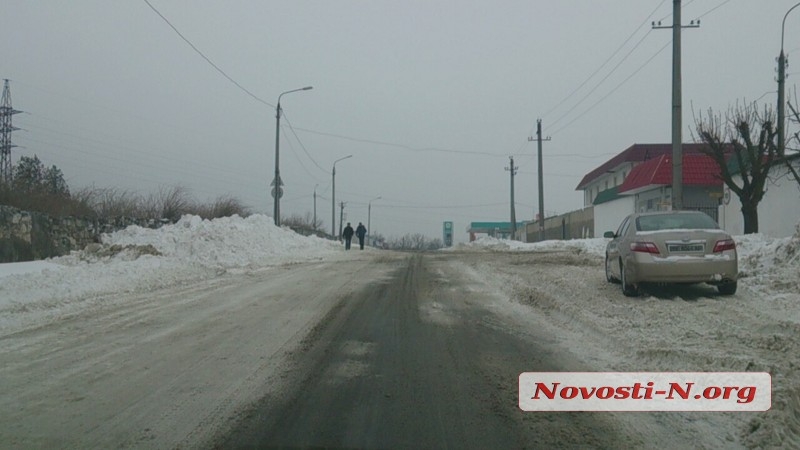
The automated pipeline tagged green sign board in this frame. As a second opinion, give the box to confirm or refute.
[443,221,453,247]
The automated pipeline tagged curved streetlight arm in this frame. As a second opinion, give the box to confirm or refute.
[332,154,353,174]
[273,85,313,226]
[783,3,800,52]
[278,86,313,103]
[781,3,800,53]
[779,3,800,157]
[277,86,313,118]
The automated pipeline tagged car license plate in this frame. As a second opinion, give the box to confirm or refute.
[668,244,704,252]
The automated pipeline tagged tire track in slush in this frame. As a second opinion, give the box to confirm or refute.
[218,254,632,449]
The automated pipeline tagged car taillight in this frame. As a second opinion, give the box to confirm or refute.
[630,241,660,254]
[713,239,736,253]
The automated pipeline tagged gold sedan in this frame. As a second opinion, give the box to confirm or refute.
[604,211,738,296]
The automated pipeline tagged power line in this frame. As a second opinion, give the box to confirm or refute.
[697,0,733,19]
[142,0,502,162]
[141,0,274,108]
[655,0,699,23]
[280,125,325,183]
[281,112,328,173]
[551,39,672,137]
[290,126,507,158]
[376,201,509,210]
[549,29,656,130]
[514,1,666,155]
[545,0,734,137]
[17,119,264,183]
[540,0,667,122]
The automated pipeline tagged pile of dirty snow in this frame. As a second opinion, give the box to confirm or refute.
[0,214,343,332]
[449,235,608,258]
[99,214,340,269]
[737,223,800,295]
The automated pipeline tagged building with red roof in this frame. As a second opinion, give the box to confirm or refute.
[577,143,725,235]
[618,153,722,194]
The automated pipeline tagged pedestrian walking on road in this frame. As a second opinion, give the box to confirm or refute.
[342,222,354,250]
[355,222,367,250]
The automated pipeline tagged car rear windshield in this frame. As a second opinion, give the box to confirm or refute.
[636,213,719,232]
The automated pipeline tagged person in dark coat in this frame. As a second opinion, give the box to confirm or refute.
[355,222,367,250]
[342,222,354,250]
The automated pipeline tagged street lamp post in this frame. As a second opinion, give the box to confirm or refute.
[273,86,312,226]
[331,155,352,239]
[778,2,800,157]
[368,196,381,244]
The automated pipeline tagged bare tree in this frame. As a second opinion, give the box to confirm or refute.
[693,102,778,234]
[387,233,443,251]
[782,100,800,186]
[141,185,192,221]
[193,195,251,219]
[74,186,141,218]
[282,212,325,237]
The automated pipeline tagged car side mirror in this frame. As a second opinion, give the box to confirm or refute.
[603,231,615,238]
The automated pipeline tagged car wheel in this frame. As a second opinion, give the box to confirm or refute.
[620,259,639,297]
[605,254,620,284]
[717,281,737,295]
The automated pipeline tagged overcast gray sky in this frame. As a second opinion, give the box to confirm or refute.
[2,0,798,241]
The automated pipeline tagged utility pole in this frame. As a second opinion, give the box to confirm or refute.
[653,1,699,211]
[272,86,313,226]
[529,119,550,242]
[0,80,22,185]
[313,184,318,231]
[505,156,518,239]
[778,3,800,157]
[778,45,787,157]
[331,155,352,240]
[338,201,346,240]
[368,196,381,242]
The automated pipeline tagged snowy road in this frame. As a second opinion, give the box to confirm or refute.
[0,252,402,449]
[219,253,660,449]
[220,250,799,449]
[2,237,799,448]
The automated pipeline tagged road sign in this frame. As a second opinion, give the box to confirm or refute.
[271,186,283,199]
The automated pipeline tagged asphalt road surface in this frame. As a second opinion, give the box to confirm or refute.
[217,254,633,449]
[5,249,762,449]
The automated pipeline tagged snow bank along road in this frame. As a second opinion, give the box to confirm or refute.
[0,252,399,449]
[3,248,799,448]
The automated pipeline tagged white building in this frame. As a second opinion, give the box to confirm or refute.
[577,143,722,235]
[718,156,800,238]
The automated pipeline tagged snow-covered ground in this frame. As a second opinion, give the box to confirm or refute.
[6,215,795,332]
[453,224,800,300]
[0,214,344,333]
[1,215,799,447]
[451,223,800,448]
